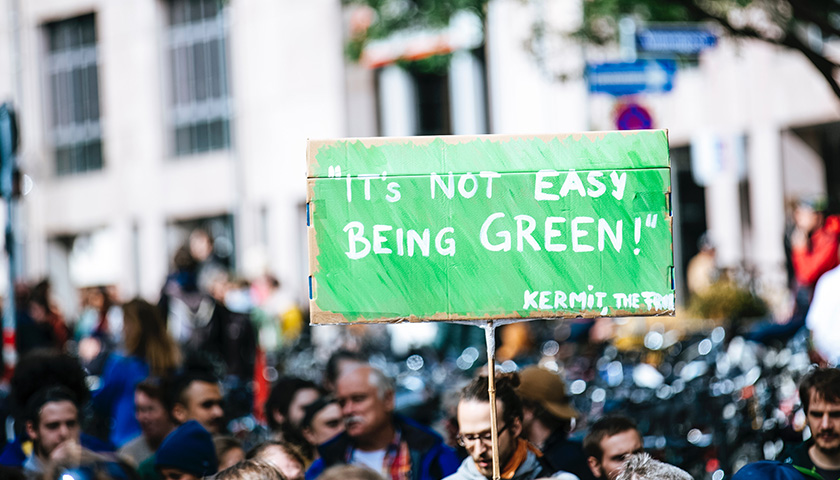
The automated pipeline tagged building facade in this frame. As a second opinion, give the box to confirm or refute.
[0,0,836,319]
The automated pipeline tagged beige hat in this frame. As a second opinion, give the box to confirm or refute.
[517,366,579,420]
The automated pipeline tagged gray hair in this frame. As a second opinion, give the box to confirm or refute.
[367,366,395,400]
[615,453,693,480]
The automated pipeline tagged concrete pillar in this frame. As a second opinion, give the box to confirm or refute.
[449,50,487,135]
[378,65,416,136]
[747,126,786,288]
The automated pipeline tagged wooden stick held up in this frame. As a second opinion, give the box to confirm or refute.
[484,321,500,480]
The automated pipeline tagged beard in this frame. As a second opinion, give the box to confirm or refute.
[815,431,840,455]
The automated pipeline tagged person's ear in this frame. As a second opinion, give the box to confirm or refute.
[302,426,316,446]
[510,417,523,439]
[588,456,603,478]
[25,420,37,442]
[384,390,396,412]
[172,403,189,424]
[272,409,286,427]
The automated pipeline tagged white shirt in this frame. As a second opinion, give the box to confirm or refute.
[352,448,388,476]
[807,265,840,363]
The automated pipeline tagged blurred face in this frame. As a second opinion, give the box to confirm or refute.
[174,380,224,434]
[456,400,522,479]
[336,367,393,440]
[304,403,344,446]
[136,391,174,443]
[288,388,320,427]
[219,446,246,470]
[795,206,821,233]
[26,400,81,459]
[587,429,643,479]
[257,445,304,480]
[807,390,840,455]
[160,468,199,480]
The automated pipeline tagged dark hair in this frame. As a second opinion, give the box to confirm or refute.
[11,349,89,424]
[583,415,639,460]
[25,385,79,427]
[162,356,220,416]
[799,367,840,414]
[520,397,570,434]
[325,350,368,387]
[459,373,523,427]
[301,396,337,430]
[45,449,140,480]
[265,377,321,430]
[136,377,165,402]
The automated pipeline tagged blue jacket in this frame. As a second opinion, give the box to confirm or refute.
[306,415,459,480]
[92,353,150,447]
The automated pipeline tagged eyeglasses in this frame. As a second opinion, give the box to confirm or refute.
[457,423,510,447]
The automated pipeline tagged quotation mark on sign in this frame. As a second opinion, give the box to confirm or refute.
[328,165,342,178]
[633,214,658,255]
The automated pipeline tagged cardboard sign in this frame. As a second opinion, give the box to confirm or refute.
[307,131,674,324]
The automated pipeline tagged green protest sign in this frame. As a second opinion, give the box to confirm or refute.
[307,131,674,324]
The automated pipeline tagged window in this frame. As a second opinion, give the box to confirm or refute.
[167,0,232,156]
[45,14,103,175]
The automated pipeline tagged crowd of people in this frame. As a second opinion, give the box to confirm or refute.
[0,199,837,480]
[3,338,840,480]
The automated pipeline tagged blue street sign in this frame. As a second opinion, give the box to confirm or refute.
[636,26,717,55]
[587,59,677,97]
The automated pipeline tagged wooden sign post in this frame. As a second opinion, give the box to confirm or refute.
[306,131,674,479]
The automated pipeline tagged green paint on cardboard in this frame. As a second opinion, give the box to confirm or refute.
[307,131,674,324]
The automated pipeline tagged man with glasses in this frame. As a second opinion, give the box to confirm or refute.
[446,373,576,480]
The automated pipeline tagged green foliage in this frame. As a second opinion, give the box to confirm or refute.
[687,279,768,320]
[343,0,487,63]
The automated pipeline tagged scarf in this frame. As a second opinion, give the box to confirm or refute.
[500,439,542,480]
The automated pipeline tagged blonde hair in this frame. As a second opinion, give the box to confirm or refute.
[214,459,287,480]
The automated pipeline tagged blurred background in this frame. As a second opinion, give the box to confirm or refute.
[0,0,835,323]
[0,1,839,477]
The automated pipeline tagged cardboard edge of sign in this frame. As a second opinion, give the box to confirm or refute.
[308,306,677,326]
[306,129,669,178]
[305,130,675,326]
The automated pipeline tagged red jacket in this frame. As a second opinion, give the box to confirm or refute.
[793,215,840,287]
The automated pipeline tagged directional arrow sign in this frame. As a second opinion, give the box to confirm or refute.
[636,26,717,55]
[587,59,677,97]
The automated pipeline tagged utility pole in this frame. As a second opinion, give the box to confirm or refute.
[0,102,19,375]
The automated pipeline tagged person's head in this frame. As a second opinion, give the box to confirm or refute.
[247,441,306,480]
[517,366,578,438]
[731,460,805,480]
[24,386,81,460]
[214,436,246,471]
[213,459,287,480]
[794,196,827,233]
[317,465,385,480]
[155,420,218,480]
[456,373,524,479]
[583,415,643,480]
[324,350,368,392]
[122,298,181,377]
[136,378,176,445]
[301,396,344,447]
[164,368,225,434]
[11,349,89,427]
[799,367,840,456]
[265,377,322,431]
[614,453,691,480]
[336,366,395,441]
